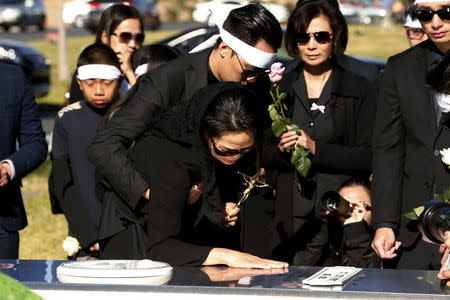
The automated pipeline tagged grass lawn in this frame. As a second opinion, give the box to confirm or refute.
[19,23,408,260]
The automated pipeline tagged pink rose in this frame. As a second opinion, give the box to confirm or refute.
[268,62,285,83]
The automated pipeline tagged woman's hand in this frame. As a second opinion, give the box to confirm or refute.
[223,202,240,227]
[200,266,287,282]
[205,248,289,269]
[277,126,299,152]
[343,201,368,225]
[88,243,100,252]
[297,130,316,155]
[115,43,137,86]
[186,182,203,205]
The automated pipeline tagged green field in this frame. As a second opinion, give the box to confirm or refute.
[19,24,408,260]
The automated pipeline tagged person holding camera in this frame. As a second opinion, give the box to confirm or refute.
[293,178,379,268]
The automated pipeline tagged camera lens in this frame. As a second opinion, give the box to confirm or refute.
[321,191,353,218]
[420,200,450,244]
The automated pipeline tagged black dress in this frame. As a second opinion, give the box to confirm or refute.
[97,83,258,266]
[261,62,377,264]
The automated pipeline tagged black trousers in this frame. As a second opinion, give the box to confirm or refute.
[0,226,19,259]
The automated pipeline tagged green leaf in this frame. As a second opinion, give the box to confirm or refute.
[297,145,310,157]
[295,156,311,178]
[279,92,287,100]
[272,117,287,137]
[435,186,450,203]
[290,151,300,165]
[404,211,419,220]
[268,104,279,121]
[413,206,425,217]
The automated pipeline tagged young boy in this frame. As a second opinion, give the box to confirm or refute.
[49,44,122,259]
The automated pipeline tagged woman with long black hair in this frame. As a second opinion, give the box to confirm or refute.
[97,82,288,269]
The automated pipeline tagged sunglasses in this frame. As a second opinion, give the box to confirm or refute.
[235,53,268,79]
[111,32,145,44]
[296,31,332,45]
[415,7,450,22]
[405,27,425,39]
[211,139,254,157]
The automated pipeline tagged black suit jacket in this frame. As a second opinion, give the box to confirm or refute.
[372,39,450,246]
[88,49,211,210]
[0,61,47,231]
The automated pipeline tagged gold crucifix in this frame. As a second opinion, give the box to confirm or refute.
[234,168,271,209]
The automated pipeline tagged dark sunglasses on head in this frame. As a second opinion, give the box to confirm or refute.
[235,52,269,79]
[112,32,145,44]
[296,31,332,45]
[415,7,450,22]
[211,139,254,157]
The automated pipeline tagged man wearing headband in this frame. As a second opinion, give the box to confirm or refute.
[371,0,450,269]
[88,3,282,212]
[0,61,47,259]
[50,44,123,259]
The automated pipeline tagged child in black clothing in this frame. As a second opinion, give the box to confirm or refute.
[49,44,122,259]
[293,178,380,268]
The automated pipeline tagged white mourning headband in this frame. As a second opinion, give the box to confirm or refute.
[189,9,276,68]
[77,64,122,80]
[435,92,450,113]
[135,63,149,78]
[404,15,423,29]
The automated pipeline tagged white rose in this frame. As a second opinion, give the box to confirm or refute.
[62,236,81,257]
[440,148,450,168]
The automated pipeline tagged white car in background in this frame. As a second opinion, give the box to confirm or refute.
[62,0,94,28]
[192,0,289,26]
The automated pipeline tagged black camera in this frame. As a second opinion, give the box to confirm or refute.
[419,200,450,244]
[320,191,371,219]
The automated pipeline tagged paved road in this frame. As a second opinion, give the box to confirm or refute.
[0,22,199,42]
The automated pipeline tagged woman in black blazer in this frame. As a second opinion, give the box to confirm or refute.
[262,0,377,265]
[99,83,288,269]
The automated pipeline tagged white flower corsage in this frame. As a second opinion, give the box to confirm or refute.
[440,148,450,169]
[62,236,81,258]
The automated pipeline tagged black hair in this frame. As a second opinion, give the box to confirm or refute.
[339,177,371,192]
[104,45,180,120]
[95,4,144,44]
[215,3,283,51]
[131,44,180,70]
[427,51,450,94]
[405,0,417,20]
[200,86,263,160]
[285,0,348,58]
[76,43,121,69]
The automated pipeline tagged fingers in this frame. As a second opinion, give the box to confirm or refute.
[89,243,100,252]
[384,241,401,258]
[0,164,11,188]
[224,202,240,226]
[445,231,450,249]
[278,131,298,152]
[259,258,289,269]
[186,182,203,205]
[372,228,398,259]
